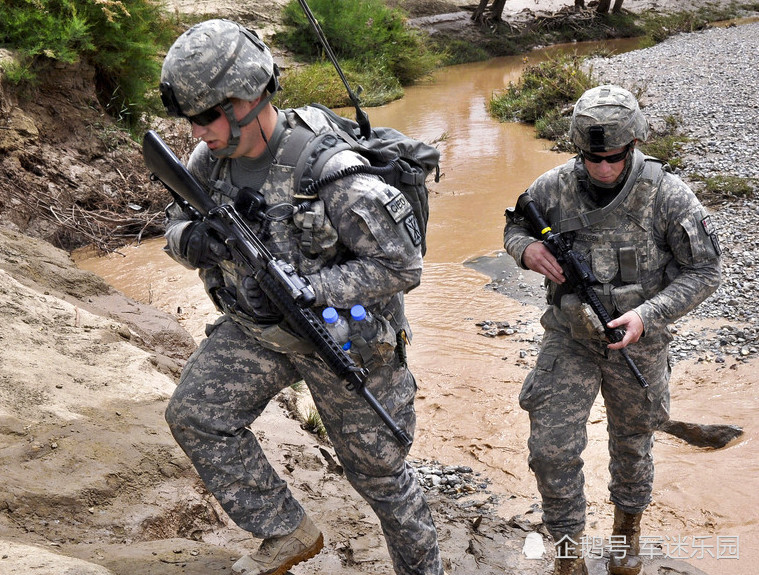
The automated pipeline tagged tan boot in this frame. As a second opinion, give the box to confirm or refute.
[553,533,588,575]
[608,507,643,575]
[232,514,324,575]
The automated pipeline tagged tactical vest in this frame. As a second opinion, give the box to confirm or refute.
[196,107,409,357]
[546,151,672,336]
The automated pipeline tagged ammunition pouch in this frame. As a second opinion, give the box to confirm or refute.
[554,283,647,341]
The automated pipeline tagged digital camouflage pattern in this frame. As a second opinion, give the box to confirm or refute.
[161,19,275,117]
[166,316,441,574]
[569,85,649,152]
[163,105,441,574]
[503,148,721,540]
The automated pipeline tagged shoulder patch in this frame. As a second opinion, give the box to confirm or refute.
[404,214,423,247]
[384,191,413,224]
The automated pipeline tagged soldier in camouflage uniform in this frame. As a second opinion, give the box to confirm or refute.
[503,85,721,575]
[158,19,446,575]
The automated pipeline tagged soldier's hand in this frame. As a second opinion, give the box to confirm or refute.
[179,221,230,269]
[238,275,282,323]
[606,311,644,349]
[523,241,565,284]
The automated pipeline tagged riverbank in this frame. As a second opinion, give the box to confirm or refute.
[1,5,757,575]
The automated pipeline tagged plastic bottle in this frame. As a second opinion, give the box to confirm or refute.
[322,307,351,350]
[349,304,378,341]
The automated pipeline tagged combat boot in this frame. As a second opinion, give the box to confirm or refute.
[232,514,324,575]
[553,533,588,575]
[608,507,643,575]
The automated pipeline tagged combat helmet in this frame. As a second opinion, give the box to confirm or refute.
[160,19,280,156]
[569,85,648,152]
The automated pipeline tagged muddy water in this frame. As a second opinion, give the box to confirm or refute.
[77,40,757,574]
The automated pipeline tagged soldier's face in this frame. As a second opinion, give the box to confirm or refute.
[190,104,229,152]
[583,146,629,184]
[189,98,264,159]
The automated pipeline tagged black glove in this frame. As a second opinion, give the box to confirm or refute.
[238,275,282,323]
[179,221,230,269]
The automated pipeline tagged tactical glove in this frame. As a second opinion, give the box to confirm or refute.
[179,221,230,269]
[238,275,282,324]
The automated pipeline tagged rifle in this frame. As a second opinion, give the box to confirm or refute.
[514,192,649,389]
[142,130,412,448]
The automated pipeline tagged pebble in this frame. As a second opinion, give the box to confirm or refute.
[409,458,495,504]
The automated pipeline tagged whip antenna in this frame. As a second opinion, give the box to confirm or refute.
[297,0,371,139]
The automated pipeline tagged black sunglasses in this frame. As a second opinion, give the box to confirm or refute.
[582,145,631,164]
[187,107,222,126]
[159,82,222,126]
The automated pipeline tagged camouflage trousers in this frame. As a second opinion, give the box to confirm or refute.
[165,315,443,575]
[519,309,671,540]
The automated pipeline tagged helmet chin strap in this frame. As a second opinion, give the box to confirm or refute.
[209,90,277,159]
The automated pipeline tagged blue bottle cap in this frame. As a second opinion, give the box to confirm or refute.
[350,304,366,321]
[322,307,339,324]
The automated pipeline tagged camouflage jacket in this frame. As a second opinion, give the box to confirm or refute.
[504,150,721,337]
[164,106,422,350]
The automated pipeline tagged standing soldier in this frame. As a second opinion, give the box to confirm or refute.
[157,19,446,575]
[504,85,721,575]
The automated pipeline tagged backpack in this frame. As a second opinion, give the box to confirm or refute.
[286,103,440,256]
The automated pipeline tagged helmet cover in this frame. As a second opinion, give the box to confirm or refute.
[569,85,648,152]
[161,19,276,117]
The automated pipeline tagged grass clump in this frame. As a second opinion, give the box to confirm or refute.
[303,406,328,439]
[638,115,690,169]
[0,0,178,130]
[696,175,758,199]
[489,52,595,148]
[276,60,403,109]
[275,0,439,106]
[637,5,736,46]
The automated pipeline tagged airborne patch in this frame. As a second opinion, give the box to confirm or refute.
[384,192,412,224]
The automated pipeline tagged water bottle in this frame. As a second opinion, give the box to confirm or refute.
[322,307,351,350]
[349,304,378,341]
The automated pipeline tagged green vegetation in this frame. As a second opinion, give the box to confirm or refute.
[489,52,595,150]
[276,60,404,110]
[274,0,439,108]
[694,174,758,199]
[637,4,738,46]
[0,0,177,130]
[303,405,328,439]
[489,53,693,164]
[638,115,690,169]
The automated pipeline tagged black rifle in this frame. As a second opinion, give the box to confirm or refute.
[514,192,649,389]
[142,130,412,447]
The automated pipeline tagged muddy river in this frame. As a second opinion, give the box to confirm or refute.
[77,40,757,575]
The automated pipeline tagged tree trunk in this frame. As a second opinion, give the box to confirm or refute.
[472,0,490,21]
[612,0,625,12]
[575,0,586,9]
[596,0,612,13]
[490,0,507,22]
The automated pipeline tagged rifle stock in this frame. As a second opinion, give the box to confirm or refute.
[142,130,413,447]
[515,192,649,389]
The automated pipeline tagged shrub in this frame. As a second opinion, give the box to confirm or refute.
[276,61,403,109]
[489,52,595,125]
[0,0,178,129]
[276,0,439,87]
